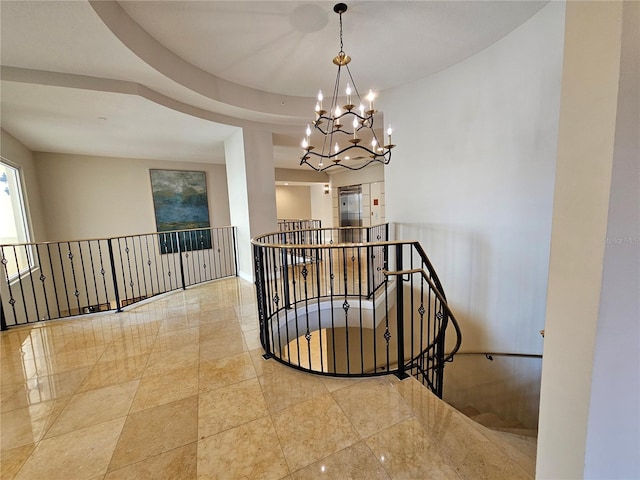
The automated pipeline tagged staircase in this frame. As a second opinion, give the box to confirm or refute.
[398,376,537,479]
[455,405,538,477]
[466,410,538,437]
[253,223,537,477]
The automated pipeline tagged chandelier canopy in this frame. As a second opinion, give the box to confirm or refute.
[300,3,394,172]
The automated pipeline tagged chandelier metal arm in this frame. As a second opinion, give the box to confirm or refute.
[313,113,374,136]
[300,157,389,172]
[305,144,385,160]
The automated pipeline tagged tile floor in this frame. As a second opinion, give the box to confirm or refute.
[1,278,535,479]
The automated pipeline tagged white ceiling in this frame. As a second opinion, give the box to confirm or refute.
[1,82,236,163]
[0,0,547,169]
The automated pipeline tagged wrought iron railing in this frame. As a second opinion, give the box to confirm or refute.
[0,226,237,329]
[277,219,322,232]
[252,224,462,398]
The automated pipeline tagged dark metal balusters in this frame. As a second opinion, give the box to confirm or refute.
[0,227,238,328]
[251,224,462,398]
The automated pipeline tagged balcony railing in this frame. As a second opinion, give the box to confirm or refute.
[0,226,237,329]
[277,219,322,232]
[252,224,462,398]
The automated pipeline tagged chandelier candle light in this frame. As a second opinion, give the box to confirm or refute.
[300,3,395,172]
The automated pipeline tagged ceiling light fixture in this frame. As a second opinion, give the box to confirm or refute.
[300,3,394,172]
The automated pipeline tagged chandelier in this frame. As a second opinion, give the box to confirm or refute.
[300,3,394,172]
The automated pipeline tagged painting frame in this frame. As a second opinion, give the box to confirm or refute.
[149,169,212,254]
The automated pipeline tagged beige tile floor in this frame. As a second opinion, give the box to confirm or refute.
[1,278,534,480]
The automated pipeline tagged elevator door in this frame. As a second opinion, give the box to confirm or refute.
[339,185,362,242]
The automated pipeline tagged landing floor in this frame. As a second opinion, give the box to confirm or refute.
[1,278,534,479]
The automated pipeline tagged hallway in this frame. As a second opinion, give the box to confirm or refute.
[1,278,534,479]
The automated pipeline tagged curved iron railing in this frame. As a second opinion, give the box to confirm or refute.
[277,219,322,232]
[0,226,238,329]
[384,267,462,397]
[252,224,462,398]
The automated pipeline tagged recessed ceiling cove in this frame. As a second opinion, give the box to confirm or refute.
[117,1,548,98]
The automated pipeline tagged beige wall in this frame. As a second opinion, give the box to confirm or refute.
[329,164,384,189]
[275,168,328,184]
[310,184,333,228]
[275,185,311,220]
[33,152,230,241]
[1,142,236,325]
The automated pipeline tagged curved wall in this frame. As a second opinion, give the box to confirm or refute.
[382,2,565,356]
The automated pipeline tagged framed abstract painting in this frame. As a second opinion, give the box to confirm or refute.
[149,169,212,253]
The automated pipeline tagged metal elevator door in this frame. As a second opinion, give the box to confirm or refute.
[339,185,362,242]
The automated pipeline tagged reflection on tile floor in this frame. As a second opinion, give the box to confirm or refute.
[0,278,534,480]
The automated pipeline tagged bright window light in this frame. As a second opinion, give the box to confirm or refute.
[0,159,32,278]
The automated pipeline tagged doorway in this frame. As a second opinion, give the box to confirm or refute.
[338,185,362,242]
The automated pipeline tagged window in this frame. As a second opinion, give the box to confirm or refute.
[0,159,32,278]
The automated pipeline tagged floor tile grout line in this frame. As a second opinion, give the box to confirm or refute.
[104,439,199,478]
[264,401,295,477]
[198,378,269,440]
[4,442,38,480]
[391,380,477,480]
[252,348,296,477]
[12,415,129,480]
[32,370,89,442]
[103,297,174,476]
[361,439,394,480]
[195,293,202,480]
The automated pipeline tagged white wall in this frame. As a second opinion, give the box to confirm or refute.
[33,152,230,241]
[225,128,277,281]
[275,185,311,220]
[382,3,565,356]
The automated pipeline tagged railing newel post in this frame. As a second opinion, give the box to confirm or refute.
[232,226,239,276]
[395,245,408,380]
[254,244,272,359]
[436,309,449,398]
[107,238,122,312]
[317,220,323,262]
[384,224,390,281]
[176,231,186,290]
[0,298,7,331]
[366,227,372,297]
[281,232,291,310]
